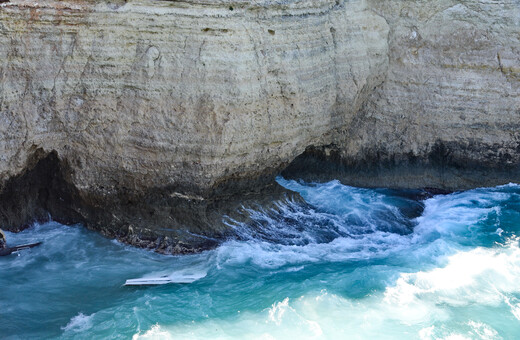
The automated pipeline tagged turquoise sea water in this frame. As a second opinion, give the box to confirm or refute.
[2,178,520,339]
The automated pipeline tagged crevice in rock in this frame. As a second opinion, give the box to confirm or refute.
[497,52,505,75]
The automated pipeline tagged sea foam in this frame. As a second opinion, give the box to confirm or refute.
[61,312,95,333]
[3,180,520,339]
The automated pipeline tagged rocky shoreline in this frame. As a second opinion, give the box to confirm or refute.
[0,0,518,253]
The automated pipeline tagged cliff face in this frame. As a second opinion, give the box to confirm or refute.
[0,0,388,192]
[285,0,520,189]
[0,0,518,252]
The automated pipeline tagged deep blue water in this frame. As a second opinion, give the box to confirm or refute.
[2,178,520,339]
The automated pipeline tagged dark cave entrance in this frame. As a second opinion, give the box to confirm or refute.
[0,149,81,232]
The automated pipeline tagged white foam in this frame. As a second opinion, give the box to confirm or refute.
[131,239,520,339]
[412,189,509,242]
[385,238,520,310]
[132,324,174,340]
[9,181,520,338]
[467,321,499,340]
[220,178,518,271]
[268,298,290,326]
[215,229,412,269]
[61,312,95,333]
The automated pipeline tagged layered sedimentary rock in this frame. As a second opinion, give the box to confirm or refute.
[0,0,389,251]
[0,0,518,252]
[286,0,520,189]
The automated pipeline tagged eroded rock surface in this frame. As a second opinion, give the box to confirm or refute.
[0,0,518,252]
[285,0,520,189]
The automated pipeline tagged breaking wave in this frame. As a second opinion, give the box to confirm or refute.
[2,179,520,338]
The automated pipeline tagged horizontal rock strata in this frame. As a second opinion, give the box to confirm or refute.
[0,0,518,252]
[286,0,520,189]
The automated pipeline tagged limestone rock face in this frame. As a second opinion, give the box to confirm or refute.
[336,0,520,188]
[0,0,388,194]
[0,0,388,193]
[0,0,518,252]
[0,0,389,250]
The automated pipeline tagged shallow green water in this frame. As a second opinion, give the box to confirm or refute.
[2,178,520,339]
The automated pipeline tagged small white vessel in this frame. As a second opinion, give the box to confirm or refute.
[124,270,207,286]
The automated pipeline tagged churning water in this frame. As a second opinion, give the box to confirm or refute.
[2,177,520,339]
